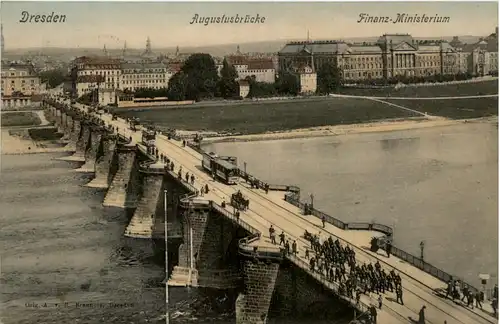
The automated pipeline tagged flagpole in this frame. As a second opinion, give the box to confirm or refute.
[164,189,169,324]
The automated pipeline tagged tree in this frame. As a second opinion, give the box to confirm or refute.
[317,62,342,94]
[167,72,188,101]
[39,69,68,88]
[276,72,300,96]
[178,53,220,101]
[218,58,239,98]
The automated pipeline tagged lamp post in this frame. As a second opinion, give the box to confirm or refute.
[243,162,247,174]
[163,189,170,324]
[420,241,425,260]
[310,193,314,209]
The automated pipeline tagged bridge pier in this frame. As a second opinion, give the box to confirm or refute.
[170,201,243,288]
[86,133,117,188]
[76,127,103,173]
[236,260,280,324]
[58,118,81,158]
[61,113,73,142]
[125,162,166,238]
[103,144,141,208]
[62,122,88,162]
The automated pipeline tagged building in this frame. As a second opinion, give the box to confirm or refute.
[71,56,121,99]
[238,80,250,98]
[279,30,499,81]
[1,62,43,108]
[298,65,317,94]
[451,31,498,76]
[120,62,173,92]
[221,46,276,83]
[1,62,42,96]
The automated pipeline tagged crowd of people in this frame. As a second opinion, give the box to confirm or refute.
[267,227,407,323]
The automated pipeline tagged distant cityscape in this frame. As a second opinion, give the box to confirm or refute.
[1,23,498,109]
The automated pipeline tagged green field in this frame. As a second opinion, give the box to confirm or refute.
[115,97,419,134]
[337,80,498,98]
[1,111,42,127]
[384,97,499,119]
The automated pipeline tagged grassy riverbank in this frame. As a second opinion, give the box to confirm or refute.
[1,111,42,127]
[115,97,419,134]
[384,97,498,119]
[336,79,498,97]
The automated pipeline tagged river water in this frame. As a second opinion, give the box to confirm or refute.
[205,122,499,288]
[0,153,235,324]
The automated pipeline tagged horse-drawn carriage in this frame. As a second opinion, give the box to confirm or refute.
[231,190,249,211]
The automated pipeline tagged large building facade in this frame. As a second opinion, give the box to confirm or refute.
[120,62,175,92]
[279,31,498,82]
[1,62,42,96]
[1,62,43,108]
[71,56,121,99]
[223,47,276,83]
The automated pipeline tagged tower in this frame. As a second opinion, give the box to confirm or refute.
[175,45,179,57]
[145,36,151,54]
[236,45,241,55]
[1,24,5,59]
[122,40,127,57]
[103,44,108,56]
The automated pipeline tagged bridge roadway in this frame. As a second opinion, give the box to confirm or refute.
[68,101,495,324]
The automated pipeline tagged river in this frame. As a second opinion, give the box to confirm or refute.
[204,121,499,288]
[0,153,235,324]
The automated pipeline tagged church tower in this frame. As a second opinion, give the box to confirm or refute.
[1,24,5,59]
[122,41,127,57]
[145,36,152,54]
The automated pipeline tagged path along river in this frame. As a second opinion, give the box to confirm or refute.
[205,121,498,288]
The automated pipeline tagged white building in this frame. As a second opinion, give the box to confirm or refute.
[298,65,317,94]
[71,56,121,99]
[238,80,250,98]
[226,55,276,83]
[120,62,174,92]
[98,88,116,106]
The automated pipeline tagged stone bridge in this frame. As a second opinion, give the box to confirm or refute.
[43,98,496,324]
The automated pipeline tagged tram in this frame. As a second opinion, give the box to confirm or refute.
[202,152,239,185]
[142,128,156,146]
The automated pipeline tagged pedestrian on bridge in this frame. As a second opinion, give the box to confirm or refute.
[475,291,483,309]
[418,305,426,324]
[370,305,377,324]
[190,174,195,185]
[292,240,297,255]
[396,285,404,305]
[279,231,285,245]
[321,215,326,228]
[461,284,469,302]
[269,225,276,244]
[378,294,383,309]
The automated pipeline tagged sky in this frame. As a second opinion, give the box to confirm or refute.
[1,1,498,49]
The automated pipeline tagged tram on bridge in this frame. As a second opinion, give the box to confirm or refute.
[142,128,156,146]
[202,152,239,185]
[231,190,249,211]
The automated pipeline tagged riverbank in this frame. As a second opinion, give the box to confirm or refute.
[1,129,71,155]
[201,116,495,144]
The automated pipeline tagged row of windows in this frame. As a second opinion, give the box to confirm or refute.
[122,74,166,79]
[122,69,166,73]
[237,69,274,73]
[1,79,37,84]
[1,86,36,91]
[122,80,167,85]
